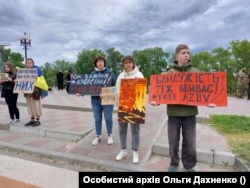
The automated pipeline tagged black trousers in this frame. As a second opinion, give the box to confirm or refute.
[168,116,197,169]
[57,80,64,90]
[66,82,70,93]
[5,91,19,120]
[248,84,250,99]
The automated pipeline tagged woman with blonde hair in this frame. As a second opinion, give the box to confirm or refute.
[24,58,43,127]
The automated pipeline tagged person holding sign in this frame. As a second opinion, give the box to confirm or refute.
[115,55,144,164]
[0,62,20,125]
[90,56,116,146]
[151,44,216,172]
[24,58,43,127]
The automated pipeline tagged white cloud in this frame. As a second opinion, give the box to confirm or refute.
[1,0,250,66]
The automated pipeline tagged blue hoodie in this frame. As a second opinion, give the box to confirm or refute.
[90,67,116,100]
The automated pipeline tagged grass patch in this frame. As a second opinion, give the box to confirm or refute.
[209,115,250,165]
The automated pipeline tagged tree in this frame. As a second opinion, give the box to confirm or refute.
[229,40,250,96]
[4,49,24,68]
[41,60,74,87]
[191,51,214,72]
[230,39,250,71]
[75,49,105,74]
[133,47,169,85]
[105,48,123,77]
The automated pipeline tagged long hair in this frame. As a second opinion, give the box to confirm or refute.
[25,58,35,67]
[4,62,16,76]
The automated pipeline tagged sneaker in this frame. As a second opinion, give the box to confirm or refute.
[184,168,196,172]
[133,151,139,164]
[116,149,127,161]
[107,135,113,145]
[7,119,15,125]
[167,166,177,172]
[32,121,41,127]
[92,136,101,146]
[25,120,35,126]
[14,119,21,124]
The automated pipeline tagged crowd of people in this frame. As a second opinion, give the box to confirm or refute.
[1,43,249,171]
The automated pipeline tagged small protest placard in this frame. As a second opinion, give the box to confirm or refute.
[0,73,9,81]
[14,68,37,94]
[101,86,116,105]
[69,73,112,95]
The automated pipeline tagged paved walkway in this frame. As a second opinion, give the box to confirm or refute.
[0,89,249,178]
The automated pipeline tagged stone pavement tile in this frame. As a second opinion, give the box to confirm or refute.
[0,175,39,188]
[144,155,236,172]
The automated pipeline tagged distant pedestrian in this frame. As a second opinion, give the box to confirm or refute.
[236,65,247,99]
[24,58,43,127]
[248,73,250,100]
[66,69,73,94]
[0,62,20,125]
[56,69,64,90]
[115,55,144,164]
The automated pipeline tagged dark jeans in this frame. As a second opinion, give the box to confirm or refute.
[57,80,63,90]
[168,116,196,169]
[91,97,114,136]
[248,84,250,99]
[66,82,70,93]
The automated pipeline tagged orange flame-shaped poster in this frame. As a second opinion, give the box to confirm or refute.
[118,78,147,124]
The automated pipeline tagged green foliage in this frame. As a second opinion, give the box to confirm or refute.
[211,115,250,164]
[3,48,24,68]
[133,47,169,85]
[230,39,250,70]
[105,48,123,77]
[41,60,74,87]
[211,115,250,134]
[75,49,105,74]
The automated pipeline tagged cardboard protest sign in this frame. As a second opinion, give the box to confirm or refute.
[101,86,116,105]
[118,78,147,124]
[148,71,227,106]
[14,68,37,94]
[69,73,112,95]
[0,73,8,81]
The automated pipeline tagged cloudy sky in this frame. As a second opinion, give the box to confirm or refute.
[1,0,250,66]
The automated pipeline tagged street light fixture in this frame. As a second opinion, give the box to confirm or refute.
[19,32,31,60]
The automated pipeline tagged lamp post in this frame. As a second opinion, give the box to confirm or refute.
[19,32,31,60]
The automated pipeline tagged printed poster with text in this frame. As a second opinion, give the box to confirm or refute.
[148,71,227,106]
[118,78,147,124]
